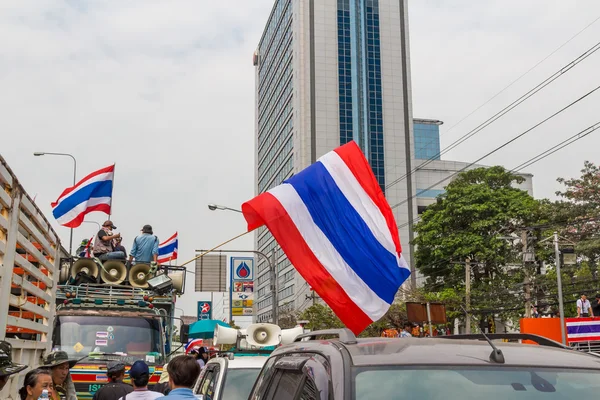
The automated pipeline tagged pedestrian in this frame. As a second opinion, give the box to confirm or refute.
[127,225,159,265]
[151,363,170,396]
[118,361,162,400]
[399,322,412,338]
[92,361,133,400]
[193,348,209,369]
[592,294,600,318]
[0,341,27,392]
[40,351,83,400]
[577,293,594,318]
[93,221,124,260]
[156,355,200,399]
[19,369,54,400]
[532,305,540,318]
[113,237,127,258]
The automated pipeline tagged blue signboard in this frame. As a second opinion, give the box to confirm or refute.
[197,301,212,320]
[229,257,255,322]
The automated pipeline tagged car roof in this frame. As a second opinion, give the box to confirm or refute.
[274,337,600,370]
[206,354,269,369]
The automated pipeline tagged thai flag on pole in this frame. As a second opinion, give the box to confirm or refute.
[566,317,600,342]
[158,232,178,264]
[242,141,410,334]
[51,165,114,228]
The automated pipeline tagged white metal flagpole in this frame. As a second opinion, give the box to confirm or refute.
[109,163,116,219]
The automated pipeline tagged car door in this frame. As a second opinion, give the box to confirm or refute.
[195,363,221,400]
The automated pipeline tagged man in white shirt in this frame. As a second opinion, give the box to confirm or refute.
[119,360,162,400]
[577,294,594,318]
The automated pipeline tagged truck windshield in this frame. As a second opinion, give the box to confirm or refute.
[354,366,600,398]
[54,315,163,365]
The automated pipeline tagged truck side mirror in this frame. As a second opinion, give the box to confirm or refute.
[181,324,190,344]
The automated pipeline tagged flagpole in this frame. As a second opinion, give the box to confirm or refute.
[109,163,116,219]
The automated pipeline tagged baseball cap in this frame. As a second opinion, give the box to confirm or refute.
[129,360,149,379]
[103,220,117,230]
[106,361,126,374]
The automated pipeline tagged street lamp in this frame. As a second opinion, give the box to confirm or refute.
[82,221,101,231]
[34,151,77,255]
[207,203,242,213]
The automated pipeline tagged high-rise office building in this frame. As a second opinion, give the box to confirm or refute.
[253,0,417,323]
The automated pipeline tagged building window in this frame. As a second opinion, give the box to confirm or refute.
[337,0,353,146]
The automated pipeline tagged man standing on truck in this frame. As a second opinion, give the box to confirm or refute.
[577,293,594,318]
[93,221,124,260]
[0,341,27,392]
[127,225,159,265]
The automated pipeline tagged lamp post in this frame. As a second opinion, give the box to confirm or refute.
[34,152,77,255]
[82,221,101,231]
[207,203,242,213]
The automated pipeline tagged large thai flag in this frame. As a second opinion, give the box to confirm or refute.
[158,232,178,264]
[242,141,410,334]
[51,165,114,228]
[566,317,600,342]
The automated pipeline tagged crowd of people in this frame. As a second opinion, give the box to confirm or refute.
[0,341,203,400]
[77,220,159,265]
[381,322,453,338]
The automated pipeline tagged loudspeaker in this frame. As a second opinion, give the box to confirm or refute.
[245,323,282,348]
[59,259,72,284]
[180,324,189,344]
[213,324,239,346]
[129,264,151,288]
[71,259,99,279]
[100,260,127,285]
[170,272,184,294]
[281,326,304,344]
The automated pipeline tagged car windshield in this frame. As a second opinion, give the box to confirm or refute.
[53,315,163,365]
[221,368,261,400]
[354,366,600,398]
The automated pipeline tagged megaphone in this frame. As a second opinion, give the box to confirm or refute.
[213,324,239,346]
[100,260,127,285]
[71,258,99,279]
[170,272,184,294]
[128,264,151,288]
[246,323,282,348]
[281,326,304,344]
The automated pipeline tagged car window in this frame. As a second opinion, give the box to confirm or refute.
[267,370,304,400]
[197,366,220,400]
[220,368,262,400]
[249,356,278,400]
[298,376,319,400]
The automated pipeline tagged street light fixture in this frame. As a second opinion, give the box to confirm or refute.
[207,203,242,213]
[33,151,77,255]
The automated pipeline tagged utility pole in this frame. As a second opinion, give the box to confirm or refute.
[522,230,532,318]
[465,258,471,334]
[270,250,278,325]
[554,232,567,345]
[306,290,318,306]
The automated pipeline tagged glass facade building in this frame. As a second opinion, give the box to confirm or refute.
[414,119,442,160]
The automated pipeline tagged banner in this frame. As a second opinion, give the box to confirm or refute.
[230,257,254,319]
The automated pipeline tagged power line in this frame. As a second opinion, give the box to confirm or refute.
[385,39,600,191]
[392,84,600,215]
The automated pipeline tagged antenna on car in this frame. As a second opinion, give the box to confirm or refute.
[460,306,505,364]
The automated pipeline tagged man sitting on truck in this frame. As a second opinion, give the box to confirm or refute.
[127,225,159,265]
[0,341,27,392]
[93,221,125,260]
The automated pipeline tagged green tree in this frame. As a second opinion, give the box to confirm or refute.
[359,303,407,338]
[298,304,344,331]
[413,166,541,323]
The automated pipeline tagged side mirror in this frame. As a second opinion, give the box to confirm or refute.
[181,324,190,344]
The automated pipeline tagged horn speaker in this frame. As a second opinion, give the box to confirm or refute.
[170,272,184,294]
[246,323,282,348]
[213,324,239,346]
[281,326,304,344]
[100,260,127,285]
[128,263,151,288]
[71,258,99,279]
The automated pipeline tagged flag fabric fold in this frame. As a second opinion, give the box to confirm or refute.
[242,140,410,334]
[158,232,178,264]
[51,165,114,228]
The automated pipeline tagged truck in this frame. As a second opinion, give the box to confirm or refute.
[53,253,187,398]
[0,154,65,399]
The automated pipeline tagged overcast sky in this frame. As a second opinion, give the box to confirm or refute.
[2,0,599,319]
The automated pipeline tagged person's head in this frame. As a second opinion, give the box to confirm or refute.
[596,294,600,301]
[198,347,209,361]
[102,220,116,231]
[129,360,150,389]
[19,369,53,400]
[106,361,126,382]
[141,224,153,235]
[41,351,80,386]
[581,293,587,301]
[403,322,412,331]
[0,341,27,391]
[167,355,200,389]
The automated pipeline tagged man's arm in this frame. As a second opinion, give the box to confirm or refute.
[128,238,138,263]
[152,237,159,263]
[577,300,582,317]
[99,231,120,241]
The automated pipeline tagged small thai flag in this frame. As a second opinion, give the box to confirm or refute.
[242,141,411,334]
[158,232,178,264]
[51,165,114,228]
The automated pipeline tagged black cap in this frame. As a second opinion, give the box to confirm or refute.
[107,361,126,374]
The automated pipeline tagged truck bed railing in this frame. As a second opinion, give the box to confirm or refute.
[57,283,174,304]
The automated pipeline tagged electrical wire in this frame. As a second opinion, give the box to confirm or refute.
[385,39,600,191]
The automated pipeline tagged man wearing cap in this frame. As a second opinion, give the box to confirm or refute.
[118,361,161,400]
[127,225,159,265]
[93,221,124,260]
[40,351,83,400]
[93,361,133,400]
[0,341,27,392]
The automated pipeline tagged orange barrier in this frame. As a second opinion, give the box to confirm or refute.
[520,318,563,344]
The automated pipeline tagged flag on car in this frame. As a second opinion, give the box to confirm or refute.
[241,141,410,334]
[158,232,178,264]
[51,165,114,228]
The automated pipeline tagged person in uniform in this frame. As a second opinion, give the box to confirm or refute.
[0,341,27,392]
[40,351,82,400]
[93,361,133,400]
